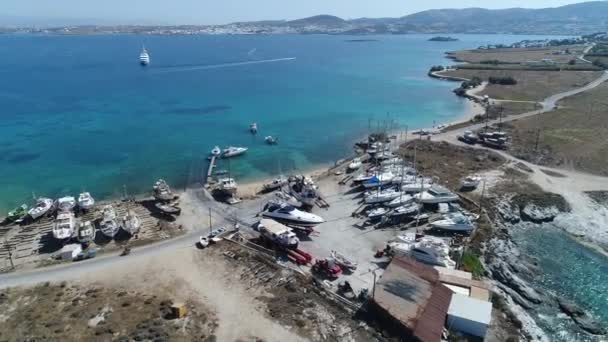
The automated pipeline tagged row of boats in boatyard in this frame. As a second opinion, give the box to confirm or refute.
[6,191,96,224]
[98,205,142,238]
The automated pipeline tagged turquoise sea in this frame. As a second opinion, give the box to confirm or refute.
[0,33,563,211]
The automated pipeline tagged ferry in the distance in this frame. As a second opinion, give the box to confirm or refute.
[139,46,150,66]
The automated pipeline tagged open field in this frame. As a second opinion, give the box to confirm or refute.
[448,45,588,65]
[439,69,602,101]
[503,81,608,176]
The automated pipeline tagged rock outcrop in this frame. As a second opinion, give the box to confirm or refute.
[558,298,606,335]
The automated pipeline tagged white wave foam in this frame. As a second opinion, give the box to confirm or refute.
[153,57,296,74]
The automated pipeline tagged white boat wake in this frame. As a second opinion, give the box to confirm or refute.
[153,57,296,73]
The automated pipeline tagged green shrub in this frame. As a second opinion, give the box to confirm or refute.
[461,250,484,279]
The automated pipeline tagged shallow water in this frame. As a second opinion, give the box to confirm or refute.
[0,33,564,210]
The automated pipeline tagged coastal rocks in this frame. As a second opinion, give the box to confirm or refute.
[520,204,560,223]
[558,298,606,335]
[489,260,542,305]
[496,200,521,224]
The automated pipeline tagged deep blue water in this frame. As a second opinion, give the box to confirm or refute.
[0,33,564,210]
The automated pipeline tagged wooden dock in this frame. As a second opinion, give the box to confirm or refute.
[206,156,217,185]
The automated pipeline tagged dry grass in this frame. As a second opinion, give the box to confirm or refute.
[0,283,217,341]
[505,82,608,175]
[441,69,602,101]
[448,45,588,64]
[444,102,540,132]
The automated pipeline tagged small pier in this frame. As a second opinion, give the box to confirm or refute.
[205,155,217,185]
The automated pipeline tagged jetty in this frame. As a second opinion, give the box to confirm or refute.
[205,155,217,186]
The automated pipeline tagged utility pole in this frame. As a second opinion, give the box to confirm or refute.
[4,238,14,270]
[208,208,213,237]
[498,105,504,132]
[478,178,486,216]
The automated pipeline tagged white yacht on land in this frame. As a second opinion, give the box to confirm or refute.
[348,158,362,171]
[400,177,434,192]
[389,234,455,268]
[289,176,318,207]
[139,46,150,66]
[263,176,288,191]
[77,221,96,243]
[261,202,324,227]
[78,192,95,210]
[461,174,482,189]
[28,198,54,220]
[219,177,238,194]
[417,185,459,204]
[53,211,75,240]
[222,146,248,158]
[431,213,475,232]
[56,196,76,212]
[99,205,120,238]
[153,179,176,201]
[122,210,141,235]
[386,193,414,208]
[362,172,395,188]
[364,188,400,204]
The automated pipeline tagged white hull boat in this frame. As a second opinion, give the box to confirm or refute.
[290,177,318,207]
[153,179,176,201]
[330,250,357,271]
[122,210,141,235]
[219,177,238,194]
[56,196,76,212]
[364,189,400,204]
[389,235,455,268]
[222,146,248,158]
[262,202,324,227]
[417,185,459,204]
[78,192,95,210]
[263,176,287,191]
[348,158,362,171]
[265,136,278,145]
[461,175,482,189]
[53,211,75,240]
[139,46,150,65]
[390,203,420,217]
[250,122,258,134]
[362,172,395,188]
[367,207,388,219]
[77,221,96,243]
[353,173,374,183]
[28,198,54,220]
[386,194,414,208]
[400,178,434,192]
[99,205,120,238]
[431,213,474,232]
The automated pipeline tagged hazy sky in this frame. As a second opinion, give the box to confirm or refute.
[1,0,594,25]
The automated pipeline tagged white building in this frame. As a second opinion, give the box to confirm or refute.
[447,293,493,338]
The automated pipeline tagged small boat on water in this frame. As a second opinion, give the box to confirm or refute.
[265,136,278,145]
[122,210,141,235]
[263,176,288,191]
[431,213,475,232]
[53,211,75,240]
[78,192,95,211]
[153,179,176,201]
[139,46,150,66]
[7,204,28,222]
[56,196,76,212]
[155,202,181,215]
[99,205,120,238]
[461,174,482,189]
[261,202,325,227]
[77,221,96,243]
[222,146,248,158]
[250,123,258,134]
[210,146,222,157]
[28,198,54,220]
[218,177,238,194]
[348,158,362,171]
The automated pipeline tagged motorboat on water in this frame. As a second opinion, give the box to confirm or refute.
[261,202,324,227]
[461,174,482,189]
[263,176,288,191]
[153,179,176,201]
[78,192,95,210]
[7,204,28,222]
[431,213,475,232]
[139,46,150,66]
[77,221,96,244]
[364,188,400,204]
[265,136,278,145]
[53,211,75,240]
[222,146,248,158]
[348,158,362,171]
[257,219,299,249]
[367,207,388,219]
[210,146,222,157]
[56,196,76,212]
[218,177,238,194]
[28,198,54,220]
[388,234,455,268]
[362,172,395,189]
[416,185,459,204]
[99,205,120,238]
[250,122,258,134]
[122,210,142,235]
[386,193,414,208]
